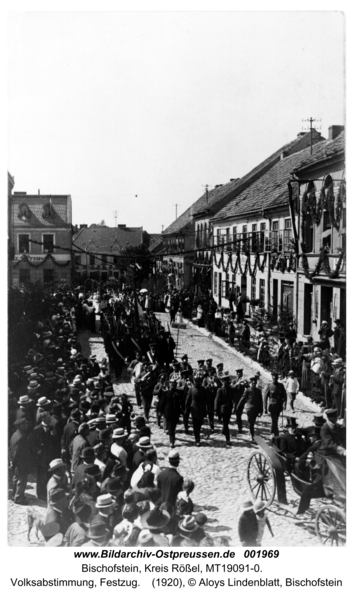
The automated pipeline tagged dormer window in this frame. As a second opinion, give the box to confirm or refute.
[18,203,30,219]
[42,202,54,218]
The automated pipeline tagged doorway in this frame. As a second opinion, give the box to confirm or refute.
[241,275,247,298]
[304,283,313,335]
[273,279,278,320]
[321,286,333,327]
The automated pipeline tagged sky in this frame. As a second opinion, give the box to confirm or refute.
[7,11,345,233]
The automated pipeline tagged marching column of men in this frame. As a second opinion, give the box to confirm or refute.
[8,289,346,547]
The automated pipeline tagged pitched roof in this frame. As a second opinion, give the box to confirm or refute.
[292,132,345,174]
[11,195,71,228]
[73,225,143,254]
[213,135,344,221]
[162,206,193,236]
[163,129,324,233]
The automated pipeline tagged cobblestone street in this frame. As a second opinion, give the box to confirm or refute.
[8,314,325,547]
[85,314,324,547]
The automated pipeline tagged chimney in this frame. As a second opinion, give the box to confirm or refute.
[80,224,87,229]
[118,224,126,228]
[38,189,40,195]
[328,125,344,140]
[14,191,27,195]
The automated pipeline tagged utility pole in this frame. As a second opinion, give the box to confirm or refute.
[114,211,117,227]
[302,118,321,154]
[175,204,178,220]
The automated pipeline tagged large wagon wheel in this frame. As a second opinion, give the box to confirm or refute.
[247,451,276,507]
[315,505,346,546]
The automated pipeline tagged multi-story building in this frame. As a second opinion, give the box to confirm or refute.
[8,172,15,287]
[292,127,345,341]
[162,129,323,294]
[161,207,194,289]
[10,189,72,288]
[211,131,325,315]
[73,224,144,283]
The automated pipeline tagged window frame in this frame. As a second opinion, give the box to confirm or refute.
[18,233,30,254]
[42,233,55,254]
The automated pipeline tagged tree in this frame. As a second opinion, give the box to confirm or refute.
[115,244,154,289]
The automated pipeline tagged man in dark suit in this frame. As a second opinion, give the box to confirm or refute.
[232,369,247,433]
[263,372,286,437]
[156,450,184,506]
[185,377,207,446]
[159,380,182,448]
[10,417,31,505]
[237,376,263,442]
[179,355,193,382]
[214,373,234,445]
[61,408,80,465]
[29,410,57,500]
[44,488,74,534]
[320,409,346,458]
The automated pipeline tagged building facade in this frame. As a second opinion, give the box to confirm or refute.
[73,224,144,283]
[210,131,325,316]
[10,190,72,288]
[293,127,345,342]
[161,207,194,290]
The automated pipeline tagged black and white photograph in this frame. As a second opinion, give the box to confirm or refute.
[7,6,347,562]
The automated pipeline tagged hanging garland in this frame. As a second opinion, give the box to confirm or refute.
[13,253,72,268]
[212,248,269,275]
[301,246,345,281]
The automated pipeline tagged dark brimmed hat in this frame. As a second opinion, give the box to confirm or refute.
[286,417,297,428]
[49,488,67,506]
[325,408,338,417]
[181,354,188,361]
[84,464,101,478]
[81,447,95,459]
[140,507,170,530]
[98,429,111,442]
[313,415,325,426]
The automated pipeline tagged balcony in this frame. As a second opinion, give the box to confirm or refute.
[166,243,184,254]
[195,231,211,249]
[213,230,294,254]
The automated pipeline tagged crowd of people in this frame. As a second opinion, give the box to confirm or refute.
[8,285,346,547]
